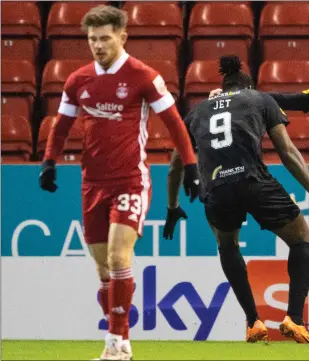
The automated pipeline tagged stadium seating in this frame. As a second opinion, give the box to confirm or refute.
[1,115,32,162]
[286,112,309,150]
[1,60,36,120]
[1,2,41,64]
[142,60,179,152]
[257,60,309,92]
[143,60,179,98]
[37,116,84,162]
[188,2,254,63]
[41,59,90,115]
[124,2,183,65]
[184,60,251,110]
[2,1,308,163]
[47,2,108,59]
[263,111,309,148]
[259,2,309,61]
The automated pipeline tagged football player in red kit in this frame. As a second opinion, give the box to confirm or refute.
[39,5,199,361]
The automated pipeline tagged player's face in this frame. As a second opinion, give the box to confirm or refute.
[87,25,127,68]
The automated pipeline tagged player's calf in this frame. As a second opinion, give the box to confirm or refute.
[107,224,137,357]
[273,214,309,328]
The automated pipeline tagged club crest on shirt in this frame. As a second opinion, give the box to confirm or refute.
[116,83,128,99]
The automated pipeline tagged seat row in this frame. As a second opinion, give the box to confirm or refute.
[2,2,309,65]
[2,59,309,121]
[2,111,309,164]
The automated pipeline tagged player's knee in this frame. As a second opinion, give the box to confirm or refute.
[108,251,130,271]
[218,243,246,270]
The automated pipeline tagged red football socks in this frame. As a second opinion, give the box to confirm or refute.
[98,279,110,321]
[109,268,134,337]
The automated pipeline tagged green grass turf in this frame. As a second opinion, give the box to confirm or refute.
[2,340,309,360]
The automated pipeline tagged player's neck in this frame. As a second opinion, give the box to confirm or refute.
[102,48,124,70]
[224,86,245,92]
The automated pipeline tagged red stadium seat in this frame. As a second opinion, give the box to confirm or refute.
[146,111,174,151]
[146,150,172,164]
[1,115,32,162]
[47,2,108,59]
[1,60,36,120]
[263,111,309,151]
[142,60,179,151]
[257,61,309,92]
[1,2,41,64]
[259,2,309,61]
[143,60,179,98]
[285,112,309,149]
[184,60,251,110]
[38,116,84,161]
[188,3,254,63]
[124,2,183,65]
[42,59,90,115]
[262,151,282,164]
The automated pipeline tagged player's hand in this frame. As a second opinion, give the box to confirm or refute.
[183,164,200,202]
[39,159,58,192]
[209,88,223,98]
[163,206,188,240]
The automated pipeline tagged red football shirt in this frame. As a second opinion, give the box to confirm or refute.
[45,50,195,185]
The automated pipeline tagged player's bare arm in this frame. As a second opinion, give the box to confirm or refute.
[269,124,309,192]
[168,149,184,209]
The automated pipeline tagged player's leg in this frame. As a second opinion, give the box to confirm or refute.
[273,215,309,343]
[103,223,137,359]
[89,243,110,323]
[248,178,309,343]
[82,184,114,359]
[205,182,267,342]
[102,185,151,360]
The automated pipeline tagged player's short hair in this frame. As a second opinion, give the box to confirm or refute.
[219,55,254,91]
[81,5,128,32]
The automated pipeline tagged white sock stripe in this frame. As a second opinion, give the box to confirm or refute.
[110,268,133,279]
[110,271,133,279]
[110,275,133,280]
[101,282,110,290]
[110,268,132,275]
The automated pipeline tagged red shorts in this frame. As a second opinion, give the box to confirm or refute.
[82,181,152,244]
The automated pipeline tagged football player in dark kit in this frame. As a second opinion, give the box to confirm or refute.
[164,55,309,343]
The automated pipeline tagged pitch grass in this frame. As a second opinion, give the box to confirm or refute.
[2,340,309,360]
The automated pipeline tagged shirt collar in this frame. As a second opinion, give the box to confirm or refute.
[94,49,129,75]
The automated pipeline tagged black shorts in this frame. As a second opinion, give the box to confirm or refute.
[204,177,300,232]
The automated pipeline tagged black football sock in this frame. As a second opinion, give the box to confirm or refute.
[287,242,309,325]
[219,244,258,328]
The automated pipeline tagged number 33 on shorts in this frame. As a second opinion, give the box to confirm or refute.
[117,193,142,222]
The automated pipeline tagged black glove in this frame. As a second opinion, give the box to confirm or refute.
[183,164,200,202]
[163,206,188,240]
[39,159,58,192]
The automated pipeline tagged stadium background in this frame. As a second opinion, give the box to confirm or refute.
[1,1,309,360]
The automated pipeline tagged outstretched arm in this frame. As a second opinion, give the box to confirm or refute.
[267,91,309,113]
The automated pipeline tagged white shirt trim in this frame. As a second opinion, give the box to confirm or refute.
[150,92,175,114]
[94,49,129,75]
[58,102,79,117]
